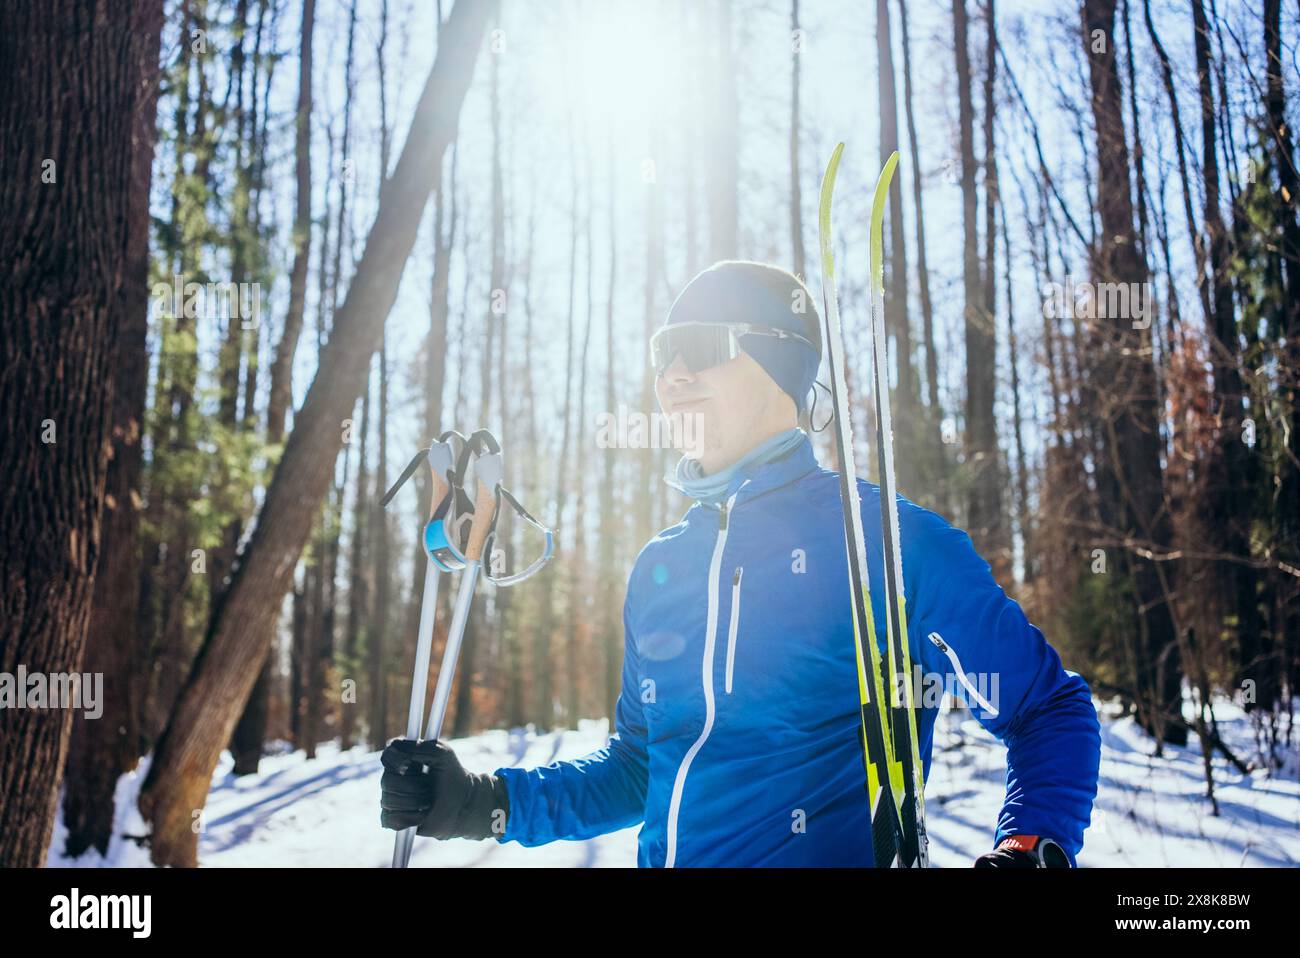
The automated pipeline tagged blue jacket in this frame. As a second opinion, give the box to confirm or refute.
[495,436,1101,866]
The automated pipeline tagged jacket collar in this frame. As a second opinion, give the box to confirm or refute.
[689,431,821,509]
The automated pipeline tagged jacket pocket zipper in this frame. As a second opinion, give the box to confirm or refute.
[927,631,999,716]
[725,567,743,694]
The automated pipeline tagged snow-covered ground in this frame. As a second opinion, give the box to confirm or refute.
[48,700,1300,867]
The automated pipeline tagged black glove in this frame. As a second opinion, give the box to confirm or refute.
[974,835,1070,868]
[380,738,509,840]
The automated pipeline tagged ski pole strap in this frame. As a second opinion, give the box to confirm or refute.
[484,485,555,586]
[380,448,429,508]
[456,428,501,476]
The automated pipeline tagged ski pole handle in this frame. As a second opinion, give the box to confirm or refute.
[462,448,501,563]
[426,451,452,522]
[419,447,499,746]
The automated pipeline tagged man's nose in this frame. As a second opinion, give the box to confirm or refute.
[659,354,693,382]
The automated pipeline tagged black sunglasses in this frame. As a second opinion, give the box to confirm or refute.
[650,321,816,377]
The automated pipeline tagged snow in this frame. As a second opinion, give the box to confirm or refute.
[48,702,1300,867]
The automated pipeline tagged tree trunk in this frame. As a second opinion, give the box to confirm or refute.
[601,124,622,722]
[230,0,315,775]
[790,0,805,281]
[954,0,1001,557]
[533,98,582,732]
[707,0,738,261]
[1081,0,1184,745]
[0,0,163,868]
[453,25,506,738]
[139,0,211,747]
[1001,203,1033,581]
[876,0,918,445]
[898,0,948,514]
[265,0,315,444]
[341,381,371,751]
[1263,0,1300,699]
[978,0,1008,577]
[212,0,253,607]
[568,114,597,728]
[1190,0,1264,702]
[369,345,391,745]
[60,0,165,859]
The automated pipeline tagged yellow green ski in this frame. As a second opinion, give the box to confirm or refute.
[818,144,929,868]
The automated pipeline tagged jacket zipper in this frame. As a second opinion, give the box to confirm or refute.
[725,567,743,694]
[927,631,999,716]
[664,490,739,867]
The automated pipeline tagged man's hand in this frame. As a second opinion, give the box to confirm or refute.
[379,738,509,840]
[974,835,1070,868]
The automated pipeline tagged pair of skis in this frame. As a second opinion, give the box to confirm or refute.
[818,144,928,868]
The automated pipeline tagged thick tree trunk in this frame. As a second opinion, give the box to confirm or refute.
[59,0,164,860]
[136,0,493,867]
[0,0,162,868]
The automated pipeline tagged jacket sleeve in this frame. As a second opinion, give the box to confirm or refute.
[904,505,1101,866]
[493,597,649,846]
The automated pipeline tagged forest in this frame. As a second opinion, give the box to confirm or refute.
[0,0,1297,870]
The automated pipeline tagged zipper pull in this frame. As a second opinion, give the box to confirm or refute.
[718,502,729,530]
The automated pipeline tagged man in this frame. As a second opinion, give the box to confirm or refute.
[380,260,1101,868]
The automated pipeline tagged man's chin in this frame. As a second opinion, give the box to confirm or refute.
[666,408,707,452]
[679,428,718,465]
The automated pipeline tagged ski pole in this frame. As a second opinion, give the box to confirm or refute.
[388,435,461,869]
[393,433,501,868]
